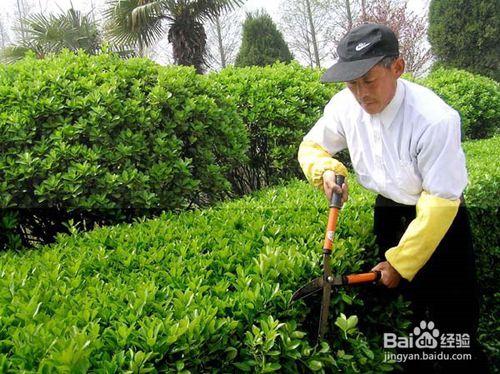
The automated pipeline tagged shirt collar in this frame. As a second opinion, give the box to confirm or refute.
[370,79,405,127]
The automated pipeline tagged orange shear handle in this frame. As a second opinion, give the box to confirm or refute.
[345,271,382,285]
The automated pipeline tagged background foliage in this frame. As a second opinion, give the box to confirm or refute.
[423,67,499,139]
[428,0,499,81]
[213,61,343,194]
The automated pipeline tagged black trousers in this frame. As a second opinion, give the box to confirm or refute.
[373,194,490,373]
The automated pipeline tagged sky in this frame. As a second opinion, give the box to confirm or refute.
[2,0,429,21]
[2,0,281,16]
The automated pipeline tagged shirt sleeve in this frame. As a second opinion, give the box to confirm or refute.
[298,141,349,189]
[298,95,349,189]
[417,111,468,200]
[303,95,348,156]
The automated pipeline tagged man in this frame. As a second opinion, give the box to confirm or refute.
[298,23,489,373]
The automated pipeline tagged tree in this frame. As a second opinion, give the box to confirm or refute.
[356,0,432,76]
[2,9,98,62]
[327,0,364,40]
[279,0,335,68]
[0,18,10,49]
[235,10,293,67]
[428,0,498,80]
[205,9,242,70]
[103,0,244,73]
[15,0,31,42]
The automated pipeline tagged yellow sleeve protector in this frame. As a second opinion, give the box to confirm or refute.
[298,140,348,189]
[298,140,459,282]
[385,191,460,281]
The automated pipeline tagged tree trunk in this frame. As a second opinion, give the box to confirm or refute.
[215,15,227,68]
[345,0,353,31]
[168,19,206,74]
[138,40,144,57]
[16,0,26,42]
[0,21,8,48]
[305,0,321,68]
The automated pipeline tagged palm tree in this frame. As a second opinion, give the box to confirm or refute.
[1,8,102,63]
[103,0,244,73]
[1,8,136,64]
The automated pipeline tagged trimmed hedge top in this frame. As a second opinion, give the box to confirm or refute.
[463,135,500,208]
[0,51,248,212]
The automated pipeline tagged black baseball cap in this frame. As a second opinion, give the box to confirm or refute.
[321,23,399,83]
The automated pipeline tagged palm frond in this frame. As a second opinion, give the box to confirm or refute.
[103,0,166,52]
[188,0,245,22]
[10,8,101,56]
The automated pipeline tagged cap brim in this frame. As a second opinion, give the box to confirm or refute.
[321,56,385,83]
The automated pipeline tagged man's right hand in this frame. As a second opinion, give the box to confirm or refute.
[323,170,349,205]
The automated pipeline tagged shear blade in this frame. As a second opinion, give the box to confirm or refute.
[290,277,323,302]
[291,275,345,302]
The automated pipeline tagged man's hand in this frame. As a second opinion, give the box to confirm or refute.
[371,261,402,288]
[323,170,348,205]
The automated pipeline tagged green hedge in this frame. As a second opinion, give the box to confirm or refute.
[1,135,497,372]
[212,62,344,194]
[1,55,498,254]
[463,136,500,367]
[0,177,409,373]
[421,68,499,139]
[0,51,248,251]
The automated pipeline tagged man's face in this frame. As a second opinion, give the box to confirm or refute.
[345,57,405,114]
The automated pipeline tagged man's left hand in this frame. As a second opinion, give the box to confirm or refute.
[371,261,402,288]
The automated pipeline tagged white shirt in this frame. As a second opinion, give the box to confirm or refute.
[303,78,468,205]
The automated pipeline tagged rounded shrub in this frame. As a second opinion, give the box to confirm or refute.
[0,51,248,250]
[421,68,499,139]
[212,61,343,194]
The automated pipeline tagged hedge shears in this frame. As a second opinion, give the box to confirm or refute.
[291,174,381,341]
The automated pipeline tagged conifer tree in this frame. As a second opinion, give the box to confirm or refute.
[428,0,498,80]
[235,10,293,67]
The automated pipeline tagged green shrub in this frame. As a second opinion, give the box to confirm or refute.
[428,0,498,81]
[421,68,499,139]
[0,135,497,372]
[0,51,248,250]
[0,177,409,372]
[463,136,500,366]
[213,61,343,194]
